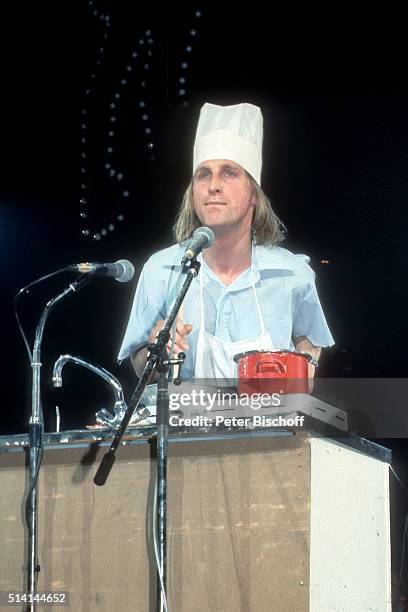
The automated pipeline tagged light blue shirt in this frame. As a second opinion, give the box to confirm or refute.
[118,243,334,379]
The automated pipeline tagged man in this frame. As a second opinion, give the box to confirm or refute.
[118,102,334,380]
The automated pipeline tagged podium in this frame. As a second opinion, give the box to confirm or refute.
[0,426,391,611]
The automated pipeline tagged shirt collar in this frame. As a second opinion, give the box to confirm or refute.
[253,245,297,272]
[161,243,298,274]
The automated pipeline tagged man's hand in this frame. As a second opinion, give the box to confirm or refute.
[293,335,322,379]
[131,319,193,378]
[149,319,193,356]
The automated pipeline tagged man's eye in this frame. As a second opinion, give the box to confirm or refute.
[223,169,237,177]
[198,172,211,179]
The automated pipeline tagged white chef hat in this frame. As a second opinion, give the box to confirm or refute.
[193,102,263,185]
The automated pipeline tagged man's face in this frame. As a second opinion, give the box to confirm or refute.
[192,159,256,236]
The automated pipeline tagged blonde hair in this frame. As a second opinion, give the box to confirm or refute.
[173,174,286,246]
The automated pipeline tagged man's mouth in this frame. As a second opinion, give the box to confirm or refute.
[205,201,226,206]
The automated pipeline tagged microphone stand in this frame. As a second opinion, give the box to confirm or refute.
[26,275,92,612]
[94,258,201,612]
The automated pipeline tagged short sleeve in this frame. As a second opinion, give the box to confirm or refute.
[292,281,335,348]
[117,263,166,361]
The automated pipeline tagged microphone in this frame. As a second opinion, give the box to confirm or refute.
[181,227,214,264]
[70,259,135,283]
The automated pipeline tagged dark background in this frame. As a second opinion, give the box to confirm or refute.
[0,2,407,595]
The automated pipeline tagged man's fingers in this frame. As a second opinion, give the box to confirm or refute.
[167,340,187,355]
[149,319,165,342]
[151,319,192,351]
[173,333,189,351]
[168,328,190,352]
[175,320,193,336]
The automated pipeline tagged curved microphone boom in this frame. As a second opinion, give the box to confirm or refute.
[181,227,214,264]
[70,259,135,283]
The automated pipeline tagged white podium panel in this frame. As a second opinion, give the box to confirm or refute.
[310,437,391,611]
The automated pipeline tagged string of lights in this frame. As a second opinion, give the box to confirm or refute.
[80,5,203,242]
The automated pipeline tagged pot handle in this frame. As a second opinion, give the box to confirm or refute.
[255,360,287,374]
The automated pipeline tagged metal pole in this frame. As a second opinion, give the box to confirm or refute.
[156,372,169,611]
[26,280,88,611]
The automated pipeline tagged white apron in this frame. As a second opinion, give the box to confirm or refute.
[194,255,274,380]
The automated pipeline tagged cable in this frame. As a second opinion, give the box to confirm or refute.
[168,266,185,382]
[14,267,69,528]
[151,474,169,612]
[14,266,71,362]
[147,266,187,610]
[399,513,408,588]
[389,464,408,590]
[390,464,407,490]
[24,406,45,530]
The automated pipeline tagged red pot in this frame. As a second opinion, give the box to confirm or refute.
[233,350,311,396]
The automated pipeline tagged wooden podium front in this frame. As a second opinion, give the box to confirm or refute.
[0,429,391,611]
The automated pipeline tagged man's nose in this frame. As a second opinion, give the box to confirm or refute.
[208,176,222,192]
